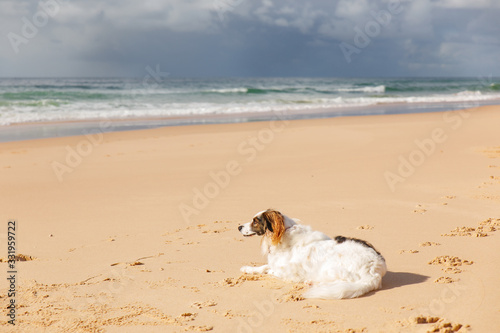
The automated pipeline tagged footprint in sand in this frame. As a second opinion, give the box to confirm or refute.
[282,318,345,333]
[202,228,231,234]
[429,255,473,266]
[357,225,374,230]
[219,274,268,287]
[441,195,456,205]
[419,241,441,247]
[443,267,464,274]
[410,316,468,332]
[147,277,178,289]
[187,325,213,332]
[191,300,217,309]
[428,255,473,274]
[482,146,500,158]
[182,286,200,293]
[399,249,419,254]
[278,284,306,302]
[442,226,487,237]
[442,218,500,237]
[185,221,232,234]
[434,276,459,284]
[413,204,427,214]
[477,175,500,188]
[186,224,206,230]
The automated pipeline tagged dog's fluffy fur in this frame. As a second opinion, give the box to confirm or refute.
[238,209,387,299]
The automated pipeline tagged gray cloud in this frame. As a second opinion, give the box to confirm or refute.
[0,0,499,77]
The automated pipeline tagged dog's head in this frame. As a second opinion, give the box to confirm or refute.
[238,209,286,245]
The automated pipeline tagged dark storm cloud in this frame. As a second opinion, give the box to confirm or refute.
[1,0,499,77]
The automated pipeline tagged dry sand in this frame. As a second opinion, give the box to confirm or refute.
[1,105,500,332]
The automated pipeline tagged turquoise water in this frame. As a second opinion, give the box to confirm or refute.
[1,77,499,126]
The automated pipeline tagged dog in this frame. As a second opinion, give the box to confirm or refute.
[238,209,387,299]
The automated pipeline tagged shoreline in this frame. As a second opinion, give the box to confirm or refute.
[1,105,499,332]
[1,99,499,143]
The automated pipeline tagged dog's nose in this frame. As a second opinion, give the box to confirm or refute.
[238,225,243,231]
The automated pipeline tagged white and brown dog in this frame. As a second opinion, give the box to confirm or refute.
[238,209,387,299]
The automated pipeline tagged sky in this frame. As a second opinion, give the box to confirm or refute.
[1,0,499,78]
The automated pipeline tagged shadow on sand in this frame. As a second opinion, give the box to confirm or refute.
[382,271,429,291]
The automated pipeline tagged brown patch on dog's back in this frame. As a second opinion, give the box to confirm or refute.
[334,235,383,257]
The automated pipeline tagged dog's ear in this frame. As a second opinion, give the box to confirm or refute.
[262,209,285,245]
[264,216,273,232]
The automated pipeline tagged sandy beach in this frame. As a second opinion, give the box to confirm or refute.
[1,105,500,332]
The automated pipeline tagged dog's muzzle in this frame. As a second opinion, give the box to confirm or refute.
[238,224,256,237]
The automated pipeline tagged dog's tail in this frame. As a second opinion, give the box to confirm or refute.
[303,276,383,299]
[303,263,386,299]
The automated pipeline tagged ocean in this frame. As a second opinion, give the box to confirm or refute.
[1,77,499,141]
